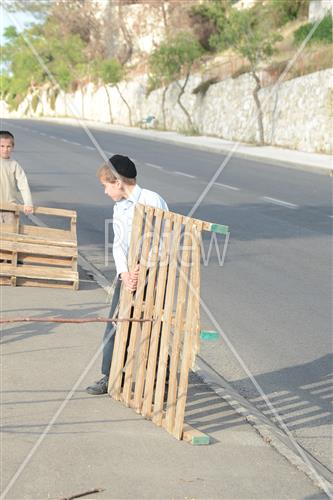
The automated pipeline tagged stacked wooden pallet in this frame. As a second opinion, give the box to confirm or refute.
[0,204,79,289]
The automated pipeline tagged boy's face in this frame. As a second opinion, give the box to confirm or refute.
[101,179,125,202]
[0,138,14,159]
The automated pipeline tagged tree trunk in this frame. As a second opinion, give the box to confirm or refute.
[176,71,193,130]
[251,70,264,146]
[117,1,133,65]
[161,85,168,129]
[115,83,132,126]
[104,84,113,124]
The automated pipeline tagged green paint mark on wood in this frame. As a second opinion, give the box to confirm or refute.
[200,330,220,341]
[191,435,211,445]
[210,223,229,235]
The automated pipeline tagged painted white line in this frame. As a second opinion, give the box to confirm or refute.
[39,132,46,136]
[84,145,94,150]
[215,182,240,191]
[49,135,57,139]
[61,138,69,143]
[70,141,81,146]
[146,163,163,170]
[261,196,298,209]
[174,171,196,179]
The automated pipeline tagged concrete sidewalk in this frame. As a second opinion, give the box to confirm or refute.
[39,116,332,176]
[1,272,326,499]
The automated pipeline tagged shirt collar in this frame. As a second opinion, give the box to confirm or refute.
[126,184,142,204]
[115,184,142,210]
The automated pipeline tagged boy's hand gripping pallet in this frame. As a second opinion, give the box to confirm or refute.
[108,204,228,444]
[0,203,79,289]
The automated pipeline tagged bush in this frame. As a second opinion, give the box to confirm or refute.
[294,14,333,45]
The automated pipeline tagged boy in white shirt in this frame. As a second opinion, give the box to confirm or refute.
[0,130,33,223]
[87,154,168,395]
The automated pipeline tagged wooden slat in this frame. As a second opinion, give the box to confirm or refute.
[22,225,74,243]
[141,215,171,418]
[132,208,162,411]
[0,203,77,218]
[0,263,78,281]
[0,239,77,258]
[122,207,156,406]
[173,224,199,439]
[0,231,76,248]
[18,255,73,267]
[14,278,76,289]
[165,221,193,434]
[151,205,229,234]
[0,277,11,285]
[152,216,182,426]
[108,204,145,400]
[182,424,210,445]
[191,223,203,366]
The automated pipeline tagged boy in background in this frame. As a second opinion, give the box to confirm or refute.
[0,130,33,223]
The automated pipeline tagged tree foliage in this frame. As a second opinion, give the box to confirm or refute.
[149,31,203,129]
[191,0,231,52]
[294,14,333,45]
[149,32,203,88]
[93,59,124,86]
[1,10,93,109]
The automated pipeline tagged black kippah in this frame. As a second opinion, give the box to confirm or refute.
[109,155,137,179]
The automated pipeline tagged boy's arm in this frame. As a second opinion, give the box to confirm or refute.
[14,162,33,213]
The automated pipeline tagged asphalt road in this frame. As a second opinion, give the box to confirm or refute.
[3,118,332,473]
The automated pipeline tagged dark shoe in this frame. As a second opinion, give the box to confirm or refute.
[86,375,108,395]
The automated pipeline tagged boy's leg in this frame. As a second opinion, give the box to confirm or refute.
[86,279,121,395]
[101,279,121,377]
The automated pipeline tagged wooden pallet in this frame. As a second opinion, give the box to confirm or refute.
[0,204,79,289]
[108,204,228,443]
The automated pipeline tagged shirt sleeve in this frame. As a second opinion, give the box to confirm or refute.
[14,163,33,206]
[112,211,129,276]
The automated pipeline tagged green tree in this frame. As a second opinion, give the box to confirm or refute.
[149,32,203,130]
[94,59,132,126]
[1,21,88,110]
[191,0,231,52]
[225,9,282,145]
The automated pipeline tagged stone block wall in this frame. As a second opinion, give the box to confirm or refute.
[12,68,332,154]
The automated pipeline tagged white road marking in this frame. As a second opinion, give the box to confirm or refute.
[39,132,46,136]
[174,171,196,179]
[49,135,56,139]
[215,182,240,191]
[70,141,81,146]
[146,163,163,170]
[61,138,69,143]
[85,145,94,150]
[261,196,298,209]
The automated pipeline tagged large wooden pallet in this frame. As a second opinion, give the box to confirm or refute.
[108,204,228,443]
[0,204,79,289]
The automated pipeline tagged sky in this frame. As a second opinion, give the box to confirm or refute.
[0,6,36,44]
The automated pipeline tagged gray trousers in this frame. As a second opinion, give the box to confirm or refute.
[101,279,121,377]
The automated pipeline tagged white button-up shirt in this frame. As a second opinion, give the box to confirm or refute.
[112,184,168,276]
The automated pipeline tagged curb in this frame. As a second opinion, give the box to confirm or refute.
[194,357,333,498]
